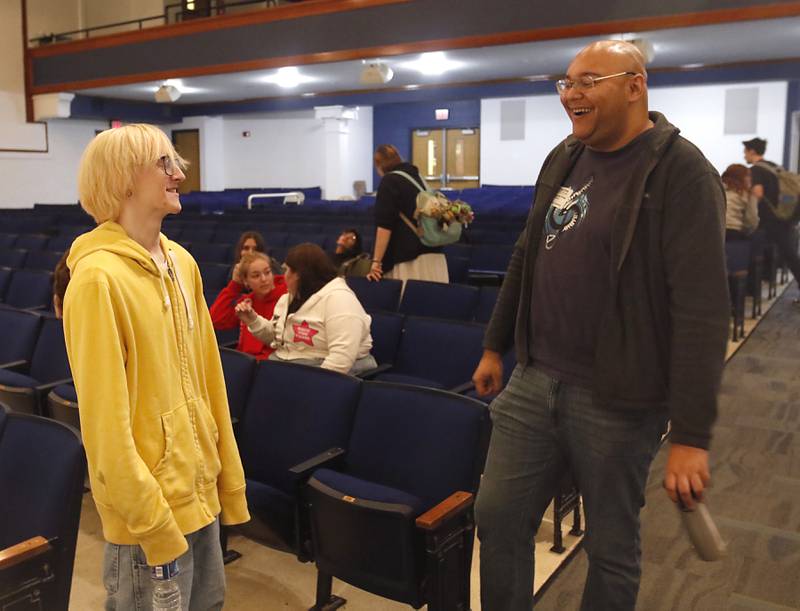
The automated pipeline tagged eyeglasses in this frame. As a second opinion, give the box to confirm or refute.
[158,155,176,177]
[555,71,638,94]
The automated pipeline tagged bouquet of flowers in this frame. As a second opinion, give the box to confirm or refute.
[416,194,475,231]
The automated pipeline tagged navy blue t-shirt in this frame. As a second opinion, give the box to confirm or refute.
[529,129,655,387]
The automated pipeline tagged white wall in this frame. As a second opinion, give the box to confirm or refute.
[648,81,787,173]
[480,80,788,185]
[163,115,226,192]
[219,107,373,197]
[0,0,106,207]
[27,0,81,41]
[0,119,108,207]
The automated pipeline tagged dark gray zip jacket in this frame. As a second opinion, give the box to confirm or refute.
[484,112,729,449]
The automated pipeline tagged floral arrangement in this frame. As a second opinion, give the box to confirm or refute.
[417,194,475,230]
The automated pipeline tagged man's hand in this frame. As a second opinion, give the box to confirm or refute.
[472,350,503,396]
[663,443,710,510]
[234,299,257,325]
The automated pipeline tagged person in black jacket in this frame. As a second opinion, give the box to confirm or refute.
[367,144,448,284]
[471,41,729,611]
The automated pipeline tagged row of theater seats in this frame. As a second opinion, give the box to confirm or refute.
[0,405,86,611]
[219,354,491,610]
[724,237,791,341]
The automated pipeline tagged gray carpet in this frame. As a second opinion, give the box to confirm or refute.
[536,284,800,611]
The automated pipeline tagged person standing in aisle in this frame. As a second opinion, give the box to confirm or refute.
[64,124,250,610]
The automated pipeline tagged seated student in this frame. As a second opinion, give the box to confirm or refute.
[53,249,70,318]
[210,251,287,359]
[231,230,282,280]
[235,243,376,375]
[722,164,759,241]
[331,227,371,277]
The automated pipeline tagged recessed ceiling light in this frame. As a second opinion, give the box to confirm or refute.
[261,67,316,89]
[402,52,463,76]
[404,84,420,90]
[682,63,704,69]
[301,92,316,97]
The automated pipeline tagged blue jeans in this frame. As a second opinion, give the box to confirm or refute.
[103,518,225,611]
[475,366,667,611]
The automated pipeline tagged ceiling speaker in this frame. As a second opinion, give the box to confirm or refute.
[360,62,394,85]
[155,84,182,103]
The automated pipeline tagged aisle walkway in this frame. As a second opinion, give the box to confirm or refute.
[537,283,800,610]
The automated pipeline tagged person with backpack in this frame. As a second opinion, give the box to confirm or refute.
[367,144,449,284]
[744,137,800,294]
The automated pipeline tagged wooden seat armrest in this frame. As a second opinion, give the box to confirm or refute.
[0,359,28,372]
[415,491,473,532]
[0,536,51,570]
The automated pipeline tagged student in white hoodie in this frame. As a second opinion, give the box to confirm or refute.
[235,242,377,375]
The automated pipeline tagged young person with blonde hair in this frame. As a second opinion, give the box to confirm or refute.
[63,123,249,609]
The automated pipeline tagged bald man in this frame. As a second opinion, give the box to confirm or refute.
[472,41,729,610]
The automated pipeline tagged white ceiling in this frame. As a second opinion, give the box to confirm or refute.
[77,16,800,105]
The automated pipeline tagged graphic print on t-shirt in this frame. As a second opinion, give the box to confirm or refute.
[292,320,318,346]
[543,177,593,250]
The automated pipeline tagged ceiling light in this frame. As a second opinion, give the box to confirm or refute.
[682,63,705,69]
[404,84,420,90]
[402,52,463,76]
[154,84,181,103]
[360,61,394,85]
[261,67,315,89]
[301,92,316,98]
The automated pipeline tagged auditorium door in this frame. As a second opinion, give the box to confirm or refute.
[411,128,480,190]
[172,129,201,194]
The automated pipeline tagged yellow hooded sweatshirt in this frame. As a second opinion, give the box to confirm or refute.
[63,221,249,566]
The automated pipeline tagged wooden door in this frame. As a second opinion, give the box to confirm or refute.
[172,129,201,194]
[446,128,480,190]
[411,129,445,190]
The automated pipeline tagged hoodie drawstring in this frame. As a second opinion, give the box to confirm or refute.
[152,257,171,310]
[168,252,195,331]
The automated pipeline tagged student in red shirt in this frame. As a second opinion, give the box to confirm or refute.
[210,251,287,359]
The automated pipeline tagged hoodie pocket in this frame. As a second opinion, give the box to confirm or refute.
[151,408,195,505]
[194,399,222,484]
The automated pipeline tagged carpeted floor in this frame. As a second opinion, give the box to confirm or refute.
[535,284,800,610]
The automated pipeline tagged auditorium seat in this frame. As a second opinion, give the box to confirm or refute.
[0,268,12,301]
[199,262,232,294]
[469,244,513,275]
[192,243,231,264]
[0,410,85,611]
[0,234,16,249]
[373,317,486,391]
[23,250,63,272]
[46,235,75,252]
[2,269,53,310]
[726,241,750,342]
[14,234,49,251]
[0,315,72,415]
[367,311,404,367]
[219,347,256,427]
[474,285,500,323]
[47,384,80,432]
[305,382,490,610]
[346,277,403,313]
[237,360,361,559]
[399,280,479,321]
[0,248,28,269]
[446,254,470,284]
[0,308,42,367]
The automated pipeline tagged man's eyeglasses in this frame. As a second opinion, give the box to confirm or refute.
[158,155,177,177]
[555,71,638,94]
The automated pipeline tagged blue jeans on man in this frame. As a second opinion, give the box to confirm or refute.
[475,366,667,610]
